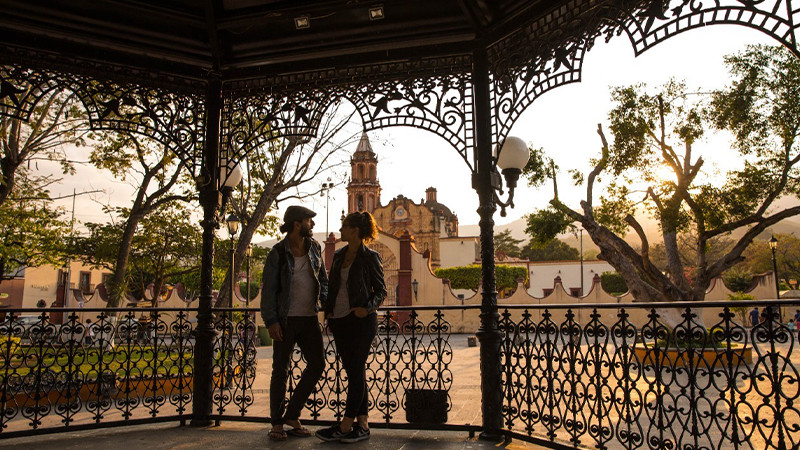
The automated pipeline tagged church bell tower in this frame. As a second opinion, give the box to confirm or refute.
[347,131,381,213]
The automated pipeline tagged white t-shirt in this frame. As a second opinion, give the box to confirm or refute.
[332,264,352,319]
[287,254,317,317]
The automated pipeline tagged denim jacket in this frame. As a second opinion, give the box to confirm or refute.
[326,243,387,315]
[260,237,328,327]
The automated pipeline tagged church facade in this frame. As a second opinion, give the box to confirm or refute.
[346,132,460,268]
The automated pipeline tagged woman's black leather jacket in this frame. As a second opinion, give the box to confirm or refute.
[326,243,387,315]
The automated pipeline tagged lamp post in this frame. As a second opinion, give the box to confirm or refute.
[245,243,252,308]
[412,279,418,301]
[226,213,240,306]
[192,159,242,427]
[321,178,333,237]
[579,229,584,297]
[472,117,530,440]
[769,235,781,321]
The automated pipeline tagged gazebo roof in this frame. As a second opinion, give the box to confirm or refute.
[0,0,619,86]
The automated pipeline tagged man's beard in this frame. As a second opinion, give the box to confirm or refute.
[299,224,313,237]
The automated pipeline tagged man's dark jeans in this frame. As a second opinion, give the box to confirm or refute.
[328,312,378,418]
[270,316,324,425]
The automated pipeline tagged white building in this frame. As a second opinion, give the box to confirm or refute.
[526,260,614,297]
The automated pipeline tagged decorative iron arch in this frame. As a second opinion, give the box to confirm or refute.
[0,65,205,177]
[486,0,800,146]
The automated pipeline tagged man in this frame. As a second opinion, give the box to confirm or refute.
[261,206,328,441]
[749,307,759,328]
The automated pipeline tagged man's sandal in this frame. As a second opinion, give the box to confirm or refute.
[268,429,288,441]
[286,426,312,437]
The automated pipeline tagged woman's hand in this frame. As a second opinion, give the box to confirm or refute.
[352,307,368,318]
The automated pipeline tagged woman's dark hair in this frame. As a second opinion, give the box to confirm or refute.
[344,211,378,243]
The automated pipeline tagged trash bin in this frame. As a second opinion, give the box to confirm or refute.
[405,389,448,423]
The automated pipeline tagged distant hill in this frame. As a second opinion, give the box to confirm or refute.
[459,211,800,253]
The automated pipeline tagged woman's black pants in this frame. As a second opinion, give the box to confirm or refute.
[328,312,378,419]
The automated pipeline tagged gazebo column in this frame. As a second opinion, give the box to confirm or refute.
[191,75,223,427]
[471,46,504,441]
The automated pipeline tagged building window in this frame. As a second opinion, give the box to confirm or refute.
[570,288,582,297]
[79,272,91,293]
[357,195,364,211]
[543,288,553,296]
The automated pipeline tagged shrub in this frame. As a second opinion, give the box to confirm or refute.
[600,271,628,295]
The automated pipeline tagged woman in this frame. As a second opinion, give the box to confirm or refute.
[315,211,386,443]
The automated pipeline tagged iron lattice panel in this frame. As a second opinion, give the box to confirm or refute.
[499,306,800,449]
[221,70,475,174]
[212,313,258,417]
[287,310,454,423]
[0,64,205,176]
[0,310,195,433]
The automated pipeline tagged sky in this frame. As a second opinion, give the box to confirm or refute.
[47,25,775,241]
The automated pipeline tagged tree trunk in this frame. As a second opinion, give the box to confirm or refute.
[107,214,140,307]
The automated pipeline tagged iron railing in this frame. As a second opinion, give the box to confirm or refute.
[0,301,798,449]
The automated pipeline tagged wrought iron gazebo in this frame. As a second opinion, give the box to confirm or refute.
[2,0,800,446]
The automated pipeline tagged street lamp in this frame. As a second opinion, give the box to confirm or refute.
[493,136,530,217]
[770,235,780,300]
[579,229,584,297]
[245,243,252,308]
[412,279,418,301]
[321,178,333,236]
[219,163,243,214]
[226,213,240,307]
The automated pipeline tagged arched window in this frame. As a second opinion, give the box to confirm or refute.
[357,195,364,211]
[358,164,365,179]
[369,165,376,179]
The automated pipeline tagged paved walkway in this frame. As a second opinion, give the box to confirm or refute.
[0,422,548,449]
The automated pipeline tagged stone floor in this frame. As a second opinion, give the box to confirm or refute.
[0,421,548,449]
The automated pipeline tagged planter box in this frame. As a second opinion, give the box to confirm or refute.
[634,344,753,368]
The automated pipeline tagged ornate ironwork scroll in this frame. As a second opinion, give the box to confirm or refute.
[222,57,475,173]
[212,311,257,417]
[0,64,205,175]
[287,308,453,424]
[0,309,195,435]
[500,304,800,449]
[486,0,800,146]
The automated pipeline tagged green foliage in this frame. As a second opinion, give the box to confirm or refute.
[600,272,628,295]
[0,181,72,279]
[520,238,579,261]
[723,269,753,293]
[524,206,575,247]
[494,229,523,258]
[727,292,756,325]
[74,202,203,301]
[435,265,528,292]
[521,146,552,188]
[740,234,800,290]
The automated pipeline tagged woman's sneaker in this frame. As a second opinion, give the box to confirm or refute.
[339,425,370,443]
[315,424,347,442]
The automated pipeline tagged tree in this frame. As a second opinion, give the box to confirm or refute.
[0,179,72,281]
[74,202,203,304]
[88,132,193,306]
[494,229,523,258]
[524,45,800,308]
[1,87,86,207]
[520,238,579,261]
[434,265,528,293]
[741,233,800,290]
[216,107,357,307]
